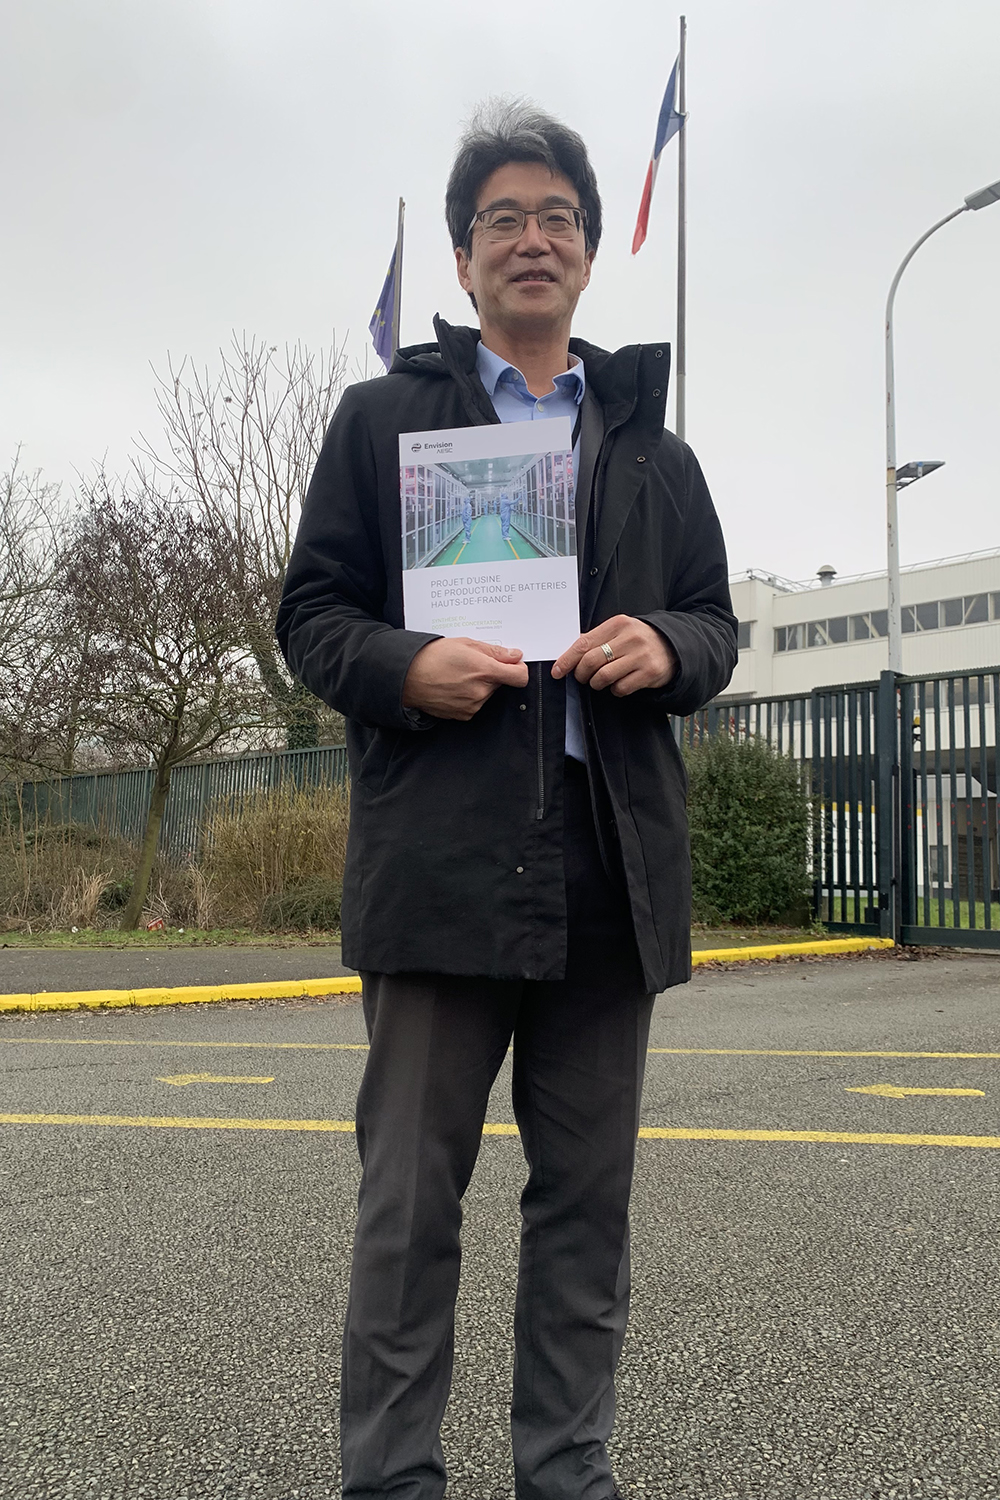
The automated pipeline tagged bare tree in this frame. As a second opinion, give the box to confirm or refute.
[0,453,81,782]
[66,472,275,928]
[140,336,349,748]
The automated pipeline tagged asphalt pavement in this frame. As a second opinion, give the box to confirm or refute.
[0,944,356,994]
[1,950,999,1499]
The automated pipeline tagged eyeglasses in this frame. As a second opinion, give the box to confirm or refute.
[466,206,586,243]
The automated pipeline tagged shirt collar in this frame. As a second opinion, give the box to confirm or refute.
[476,340,586,404]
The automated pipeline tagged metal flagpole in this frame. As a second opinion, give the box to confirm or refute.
[391,197,405,355]
[675,16,687,441]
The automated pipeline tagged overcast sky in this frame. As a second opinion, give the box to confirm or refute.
[3,0,998,581]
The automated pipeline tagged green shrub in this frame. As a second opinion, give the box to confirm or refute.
[99,877,133,910]
[261,877,343,931]
[684,732,811,925]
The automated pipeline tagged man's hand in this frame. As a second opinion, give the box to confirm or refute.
[403,637,530,721]
[551,615,677,697]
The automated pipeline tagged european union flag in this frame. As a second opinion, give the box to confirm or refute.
[369,246,398,372]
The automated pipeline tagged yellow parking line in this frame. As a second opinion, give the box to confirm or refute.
[0,1038,369,1050]
[157,1073,275,1086]
[647,1047,1000,1060]
[1,1114,999,1148]
[0,1113,357,1132]
[637,1127,1000,1148]
[4,1038,1000,1062]
[847,1084,985,1098]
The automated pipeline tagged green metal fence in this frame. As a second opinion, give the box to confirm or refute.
[10,745,349,864]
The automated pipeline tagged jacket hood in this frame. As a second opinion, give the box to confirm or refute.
[390,317,671,442]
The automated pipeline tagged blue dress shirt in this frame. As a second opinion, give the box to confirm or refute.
[475,340,587,761]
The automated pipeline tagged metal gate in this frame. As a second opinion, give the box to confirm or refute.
[810,679,888,938]
[899,670,1000,947]
[680,666,1000,949]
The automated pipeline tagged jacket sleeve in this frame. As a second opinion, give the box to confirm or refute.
[275,387,440,731]
[635,442,738,716]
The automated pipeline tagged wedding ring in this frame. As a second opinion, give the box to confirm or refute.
[600,642,615,664]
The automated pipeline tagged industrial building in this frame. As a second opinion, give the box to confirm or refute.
[726,547,1000,699]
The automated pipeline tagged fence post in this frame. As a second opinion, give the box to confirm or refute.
[898,678,917,937]
[810,689,823,924]
[876,669,901,942]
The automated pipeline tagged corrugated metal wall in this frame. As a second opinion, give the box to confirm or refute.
[11,746,349,864]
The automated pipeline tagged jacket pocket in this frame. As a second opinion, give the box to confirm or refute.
[355,727,398,792]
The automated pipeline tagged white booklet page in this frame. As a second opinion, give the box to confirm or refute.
[399,417,579,662]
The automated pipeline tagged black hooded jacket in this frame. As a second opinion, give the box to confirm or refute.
[276,318,737,991]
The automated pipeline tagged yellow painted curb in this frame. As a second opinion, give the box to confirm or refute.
[0,975,363,1015]
[691,936,895,965]
[0,938,892,1015]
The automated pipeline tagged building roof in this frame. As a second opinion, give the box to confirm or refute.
[730,545,1000,593]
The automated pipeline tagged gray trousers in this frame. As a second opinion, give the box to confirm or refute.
[342,760,654,1499]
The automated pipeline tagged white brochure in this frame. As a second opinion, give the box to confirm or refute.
[399,417,579,662]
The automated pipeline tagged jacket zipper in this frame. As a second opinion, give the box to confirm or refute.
[535,662,545,820]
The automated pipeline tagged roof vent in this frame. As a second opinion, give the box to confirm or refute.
[817,564,837,587]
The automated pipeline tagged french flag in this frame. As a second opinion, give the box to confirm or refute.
[631,57,684,255]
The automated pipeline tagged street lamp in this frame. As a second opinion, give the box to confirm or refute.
[885,176,1000,673]
[895,460,945,489]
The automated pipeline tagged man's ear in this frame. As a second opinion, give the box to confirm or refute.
[580,248,596,293]
[455,245,473,295]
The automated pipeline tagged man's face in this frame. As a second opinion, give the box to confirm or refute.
[455,161,594,337]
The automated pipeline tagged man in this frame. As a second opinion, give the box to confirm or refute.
[277,101,736,1500]
[500,488,512,541]
[462,492,474,542]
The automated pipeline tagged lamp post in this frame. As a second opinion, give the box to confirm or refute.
[885,176,1000,673]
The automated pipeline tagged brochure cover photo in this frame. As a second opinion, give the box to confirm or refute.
[399,416,579,661]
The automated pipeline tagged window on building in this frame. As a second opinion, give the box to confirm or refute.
[774,623,806,652]
[771,589,998,653]
[737,620,754,650]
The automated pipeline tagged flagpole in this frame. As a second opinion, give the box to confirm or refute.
[391,197,405,354]
[675,15,687,441]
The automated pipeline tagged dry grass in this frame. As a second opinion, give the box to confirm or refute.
[0,814,182,932]
[199,782,350,929]
[0,782,350,934]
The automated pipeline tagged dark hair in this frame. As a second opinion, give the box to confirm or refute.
[445,98,603,257]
